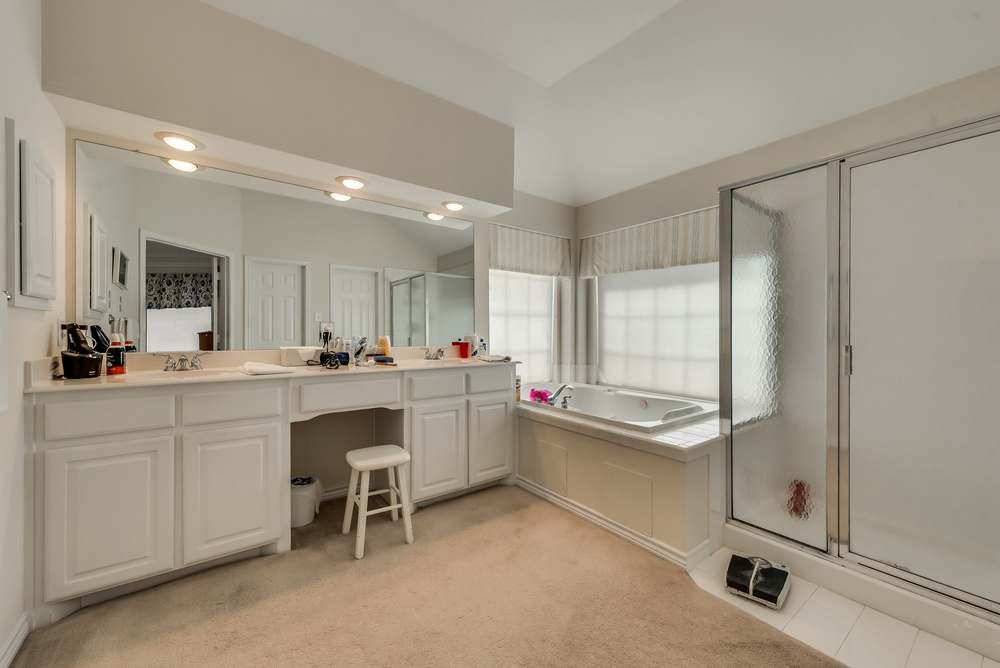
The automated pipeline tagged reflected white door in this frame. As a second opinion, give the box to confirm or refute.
[331,267,377,341]
[246,258,307,349]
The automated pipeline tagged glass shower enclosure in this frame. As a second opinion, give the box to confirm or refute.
[390,272,474,347]
[722,116,1000,618]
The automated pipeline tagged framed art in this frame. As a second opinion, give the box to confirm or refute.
[112,247,130,289]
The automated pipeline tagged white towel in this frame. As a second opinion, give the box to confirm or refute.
[239,362,296,375]
[477,354,512,363]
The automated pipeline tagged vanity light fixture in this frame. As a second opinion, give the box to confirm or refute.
[326,192,352,202]
[424,212,445,221]
[160,157,201,173]
[153,132,203,152]
[336,176,368,190]
[442,201,464,211]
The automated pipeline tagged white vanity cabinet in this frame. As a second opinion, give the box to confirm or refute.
[43,435,175,602]
[182,422,282,565]
[468,393,515,485]
[406,366,516,502]
[26,361,515,621]
[410,399,468,501]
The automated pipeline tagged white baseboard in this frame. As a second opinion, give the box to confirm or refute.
[725,523,1000,662]
[516,476,705,571]
[321,484,349,502]
[0,613,29,668]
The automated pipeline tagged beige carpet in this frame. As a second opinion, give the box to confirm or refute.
[14,486,844,667]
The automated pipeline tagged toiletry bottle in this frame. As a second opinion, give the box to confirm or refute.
[106,335,126,375]
[470,335,478,358]
[478,338,487,357]
[515,375,521,402]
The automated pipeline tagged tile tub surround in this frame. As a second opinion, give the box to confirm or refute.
[693,547,1000,667]
[516,404,723,571]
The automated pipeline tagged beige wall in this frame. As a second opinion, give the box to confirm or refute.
[1,0,66,639]
[41,0,515,208]
[491,190,576,240]
[577,65,1000,238]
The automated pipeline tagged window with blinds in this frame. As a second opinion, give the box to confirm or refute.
[597,263,719,399]
[489,269,555,383]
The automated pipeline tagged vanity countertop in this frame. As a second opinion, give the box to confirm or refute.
[26,359,514,394]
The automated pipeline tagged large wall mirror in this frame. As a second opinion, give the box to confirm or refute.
[75,140,475,352]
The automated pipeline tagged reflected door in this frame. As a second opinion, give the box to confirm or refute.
[846,128,1000,608]
[331,267,377,342]
[246,258,306,349]
[729,165,831,550]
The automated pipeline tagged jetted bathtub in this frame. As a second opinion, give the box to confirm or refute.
[520,382,718,434]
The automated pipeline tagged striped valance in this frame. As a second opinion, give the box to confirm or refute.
[579,207,718,278]
[489,224,571,277]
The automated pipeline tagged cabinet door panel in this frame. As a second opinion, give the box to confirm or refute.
[468,394,514,485]
[44,436,174,602]
[183,423,281,565]
[410,400,467,502]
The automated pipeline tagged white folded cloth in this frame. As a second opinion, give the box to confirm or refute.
[477,354,512,363]
[239,362,296,375]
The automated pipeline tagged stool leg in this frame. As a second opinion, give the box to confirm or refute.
[396,464,414,545]
[387,465,399,522]
[342,467,359,534]
[355,470,371,559]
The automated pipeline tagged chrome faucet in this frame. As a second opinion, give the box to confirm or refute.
[191,352,210,370]
[175,354,192,372]
[548,384,575,406]
[353,337,369,366]
[154,353,176,371]
[421,347,445,360]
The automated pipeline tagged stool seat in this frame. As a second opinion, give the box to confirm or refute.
[346,444,410,471]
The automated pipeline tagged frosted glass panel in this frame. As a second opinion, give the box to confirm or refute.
[731,166,828,550]
[426,274,474,345]
[849,130,1000,604]
[391,281,411,345]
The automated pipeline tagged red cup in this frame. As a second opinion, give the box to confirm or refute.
[453,341,471,358]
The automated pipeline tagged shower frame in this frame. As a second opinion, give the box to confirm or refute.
[719,113,1000,623]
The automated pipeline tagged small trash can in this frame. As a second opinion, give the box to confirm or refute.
[291,476,323,528]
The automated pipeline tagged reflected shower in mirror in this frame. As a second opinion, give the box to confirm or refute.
[75,140,475,351]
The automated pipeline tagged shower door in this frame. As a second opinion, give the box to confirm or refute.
[726,164,837,551]
[842,122,1000,612]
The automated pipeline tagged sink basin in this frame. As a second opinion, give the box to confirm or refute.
[155,368,241,379]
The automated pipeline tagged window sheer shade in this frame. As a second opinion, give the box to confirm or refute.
[489,269,555,383]
[598,263,719,400]
[580,207,718,278]
[489,224,571,277]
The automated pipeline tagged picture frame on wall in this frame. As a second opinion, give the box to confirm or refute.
[112,247,130,289]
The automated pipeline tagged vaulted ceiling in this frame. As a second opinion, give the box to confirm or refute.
[201,0,1000,206]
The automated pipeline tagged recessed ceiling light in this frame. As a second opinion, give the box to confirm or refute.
[442,201,464,211]
[154,131,203,151]
[160,157,200,172]
[424,212,445,221]
[336,176,368,190]
[326,192,352,202]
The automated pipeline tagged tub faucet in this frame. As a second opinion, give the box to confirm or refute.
[548,384,575,406]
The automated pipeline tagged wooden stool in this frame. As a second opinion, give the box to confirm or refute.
[341,444,414,559]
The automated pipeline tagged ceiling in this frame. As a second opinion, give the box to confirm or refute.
[200,0,1000,207]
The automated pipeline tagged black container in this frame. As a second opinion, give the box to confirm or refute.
[61,350,103,379]
[106,344,126,375]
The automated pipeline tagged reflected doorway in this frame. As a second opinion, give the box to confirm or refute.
[141,232,232,352]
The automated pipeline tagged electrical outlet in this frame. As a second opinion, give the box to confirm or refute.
[314,312,322,322]
[57,318,67,345]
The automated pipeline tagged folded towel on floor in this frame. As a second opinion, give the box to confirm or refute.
[239,362,296,375]
[477,355,512,363]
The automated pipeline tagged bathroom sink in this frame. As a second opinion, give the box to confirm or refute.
[157,368,241,380]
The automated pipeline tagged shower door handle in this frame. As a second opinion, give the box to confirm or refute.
[841,345,853,376]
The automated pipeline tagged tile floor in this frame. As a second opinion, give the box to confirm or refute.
[692,548,995,668]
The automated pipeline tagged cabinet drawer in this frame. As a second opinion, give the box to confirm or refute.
[408,372,465,401]
[466,369,513,395]
[299,377,401,413]
[182,386,282,426]
[44,395,175,441]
